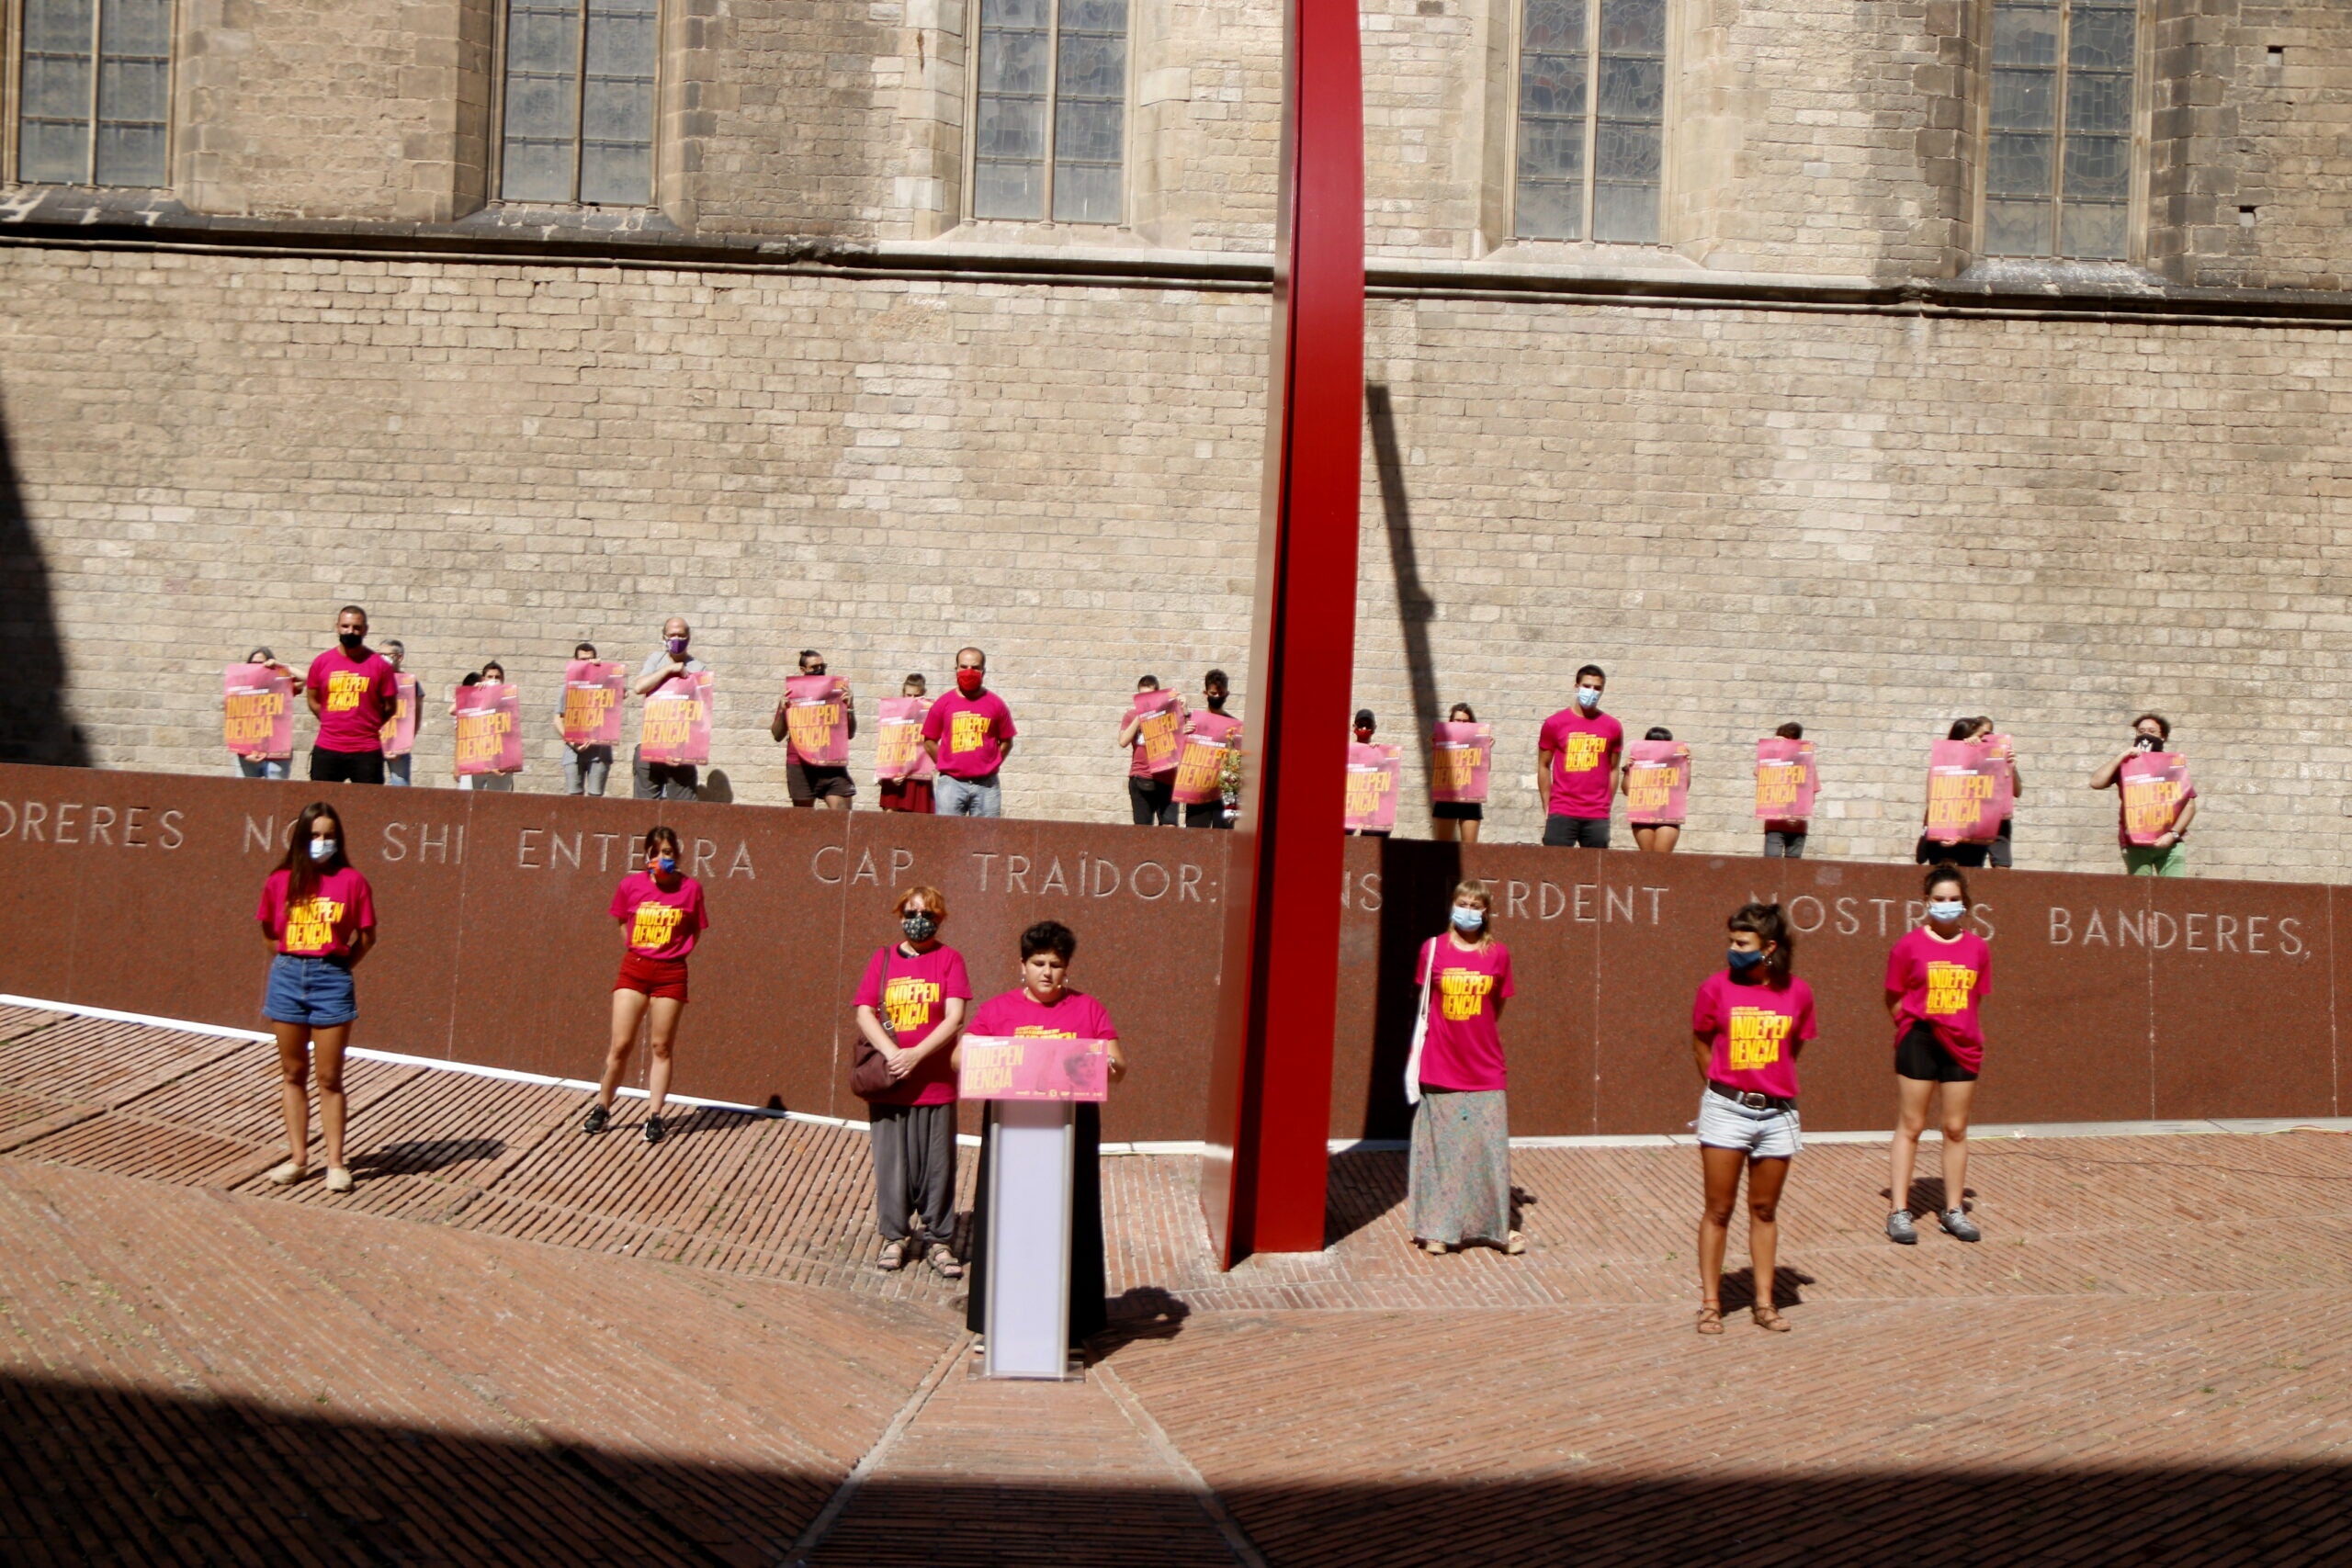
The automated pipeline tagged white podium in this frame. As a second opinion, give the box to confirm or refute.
[981,1100,1078,1380]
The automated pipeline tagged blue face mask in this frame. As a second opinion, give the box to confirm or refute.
[1450,907,1485,933]
[1928,899,1967,925]
[656,854,677,874]
[1727,946,1766,973]
[1576,687,1600,710]
[308,839,337,863]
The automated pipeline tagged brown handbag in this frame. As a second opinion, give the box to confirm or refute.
[851,947,898,1100]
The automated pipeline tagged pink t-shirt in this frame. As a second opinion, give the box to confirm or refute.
[1187,710,1242,747]
[1885,926,1992,1074]
[608,872,708,961]
[968,987,1118,1047]
[255,866,377,958]
[922,689,1018,779]
[1538,708,1623,818]
[854,942,975,1107]
[305,647,399,753]
[1413,936,1515,1093]
[1690,971,1816,1100]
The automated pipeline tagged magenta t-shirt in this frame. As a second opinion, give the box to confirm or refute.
[306,648,399,753]
[1691,971,1816,1100]
[1414,936,1514,1093]
[968,987,1117,1046]
[256,866,377,957]
[1538,708,1623,818]
[922,690,1017,779]
[854,942,975,1106]
[608,872,708,961]
[1885,926,1992,1074]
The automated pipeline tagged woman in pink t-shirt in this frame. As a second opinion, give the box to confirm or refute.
[254,801,378,1193]
[853,885,973,1278]
[1405,879,1522,1257]
[1883,865,1994,1247]
[584,826,708,1147]
[1690,901,1816,1335]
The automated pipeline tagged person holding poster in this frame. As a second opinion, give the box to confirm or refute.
[2090,713,2198,875]
[922,647,1016,818]
[1179,669,1241,829]
[1115,674,1185,826]
[877,673,936,814]
[584,826,708,1147]
[1953,716,2024,867]
[554,641,618,796]
[1690,902,1814,1334]
[380,640,419,787]
[254,802,376,1194]
[1537,665,1623,849]
[1624,726,1689,853]
[449,664,519,791]
[633,617,707,801]
[227,648,300,780]
[304,604,399,784]
[1345,711,1397,837]
[853,886,972,1278]
[1914,719,1996,869]
[1883,866,1991,1246]
[960,920,1126,1349]
[1430,703,1488,843]
[773,649,858,809]
[1758,722,1814,858]
[1407,881,1522,1258]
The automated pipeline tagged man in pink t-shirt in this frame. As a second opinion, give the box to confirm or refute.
[304,604,400,785]
[1536,663,1623,849]
[1182,668,1241,829]
[922,646,1017,818]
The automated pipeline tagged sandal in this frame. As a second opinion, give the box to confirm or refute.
[1502,1231,1527,1256]
[267,1161,307,1187]
[926,1244,964,1280]
[1420,1239,1449,1256]
[876,1240,907,1273]
[323,1168,354,1194]
[1751,1304,1792,1334]
[1695,1305,1724,1336]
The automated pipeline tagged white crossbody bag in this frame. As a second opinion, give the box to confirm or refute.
[1402,938,1435,1108]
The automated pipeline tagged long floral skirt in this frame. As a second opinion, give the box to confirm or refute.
[1408,1088,1511,1246]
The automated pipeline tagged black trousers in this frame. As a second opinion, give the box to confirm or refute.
[310,747,386,784]
[867,1100,956,1247]
[1128,774,1177,826]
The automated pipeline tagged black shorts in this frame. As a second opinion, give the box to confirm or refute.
[1916,835,1988,868]
[1543,814,1611,848]
[1431,800,1484,821]
[786,758,855,804]
[310,747,386,785]
[1895,1021,1977,1083]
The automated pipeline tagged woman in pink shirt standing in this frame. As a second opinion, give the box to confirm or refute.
[1883,865,1993,1246]
[255,802,377,1192]
[583,826,708,1146]
[1406,880,1523,1257]
[1690,902,1815,1335]
[853,885,973,1278]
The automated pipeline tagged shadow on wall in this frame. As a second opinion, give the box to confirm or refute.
[0,420,87,765]
[11,1373,2346,1567]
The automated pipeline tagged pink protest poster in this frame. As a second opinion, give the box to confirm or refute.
[1623,739,1690,825]
[379,674,419,758]
[560,660,626,747]
[1430,721,1493,805]
[2120,751,2194,845]
[876,696,933,781]
[639,671,713,766]
[1924,739,2004,844]
[1172,736,1230,807]
[452,682,523,776]
[1754,738,1815,821]
[221,665,295,759]
[1344,743,1401,832]
[1130,689,1185,773]
[784,674,852,766]
[957,1035,1112,1102]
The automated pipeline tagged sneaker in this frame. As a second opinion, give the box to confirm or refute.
[1939,1208,1982,1243]
[323,1168,354,1194]
[641,1114,666,1146]
[267,1161,307,1187]
[1885,1210,1917,1246]
[582,1103,609,1135]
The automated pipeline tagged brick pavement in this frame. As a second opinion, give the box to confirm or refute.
[5,1002,2351,1563]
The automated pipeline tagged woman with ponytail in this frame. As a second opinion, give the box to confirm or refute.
[1690,901,1815,1334]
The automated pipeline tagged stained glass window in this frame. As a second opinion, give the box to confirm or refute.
[500,0,658,206]
[1516,0,1664,243]
[974,0,1127,223]
[17,0,172,187]
[1985,0,2138,259]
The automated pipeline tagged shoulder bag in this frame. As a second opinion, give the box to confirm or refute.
[1402,937,1437,1108]
[852,947,899,1100]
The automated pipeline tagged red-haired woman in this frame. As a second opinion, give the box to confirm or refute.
[256,801,377,1192]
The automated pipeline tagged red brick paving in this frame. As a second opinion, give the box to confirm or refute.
[6,1002,2352,1564]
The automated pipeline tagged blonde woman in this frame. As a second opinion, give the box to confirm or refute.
[1405,880,1523,1257]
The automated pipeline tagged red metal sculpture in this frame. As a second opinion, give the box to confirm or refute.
[1200,0,1364,1264]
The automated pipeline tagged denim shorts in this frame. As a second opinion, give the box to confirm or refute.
[263,953,357,1027]
[1696,1087,1801,1159]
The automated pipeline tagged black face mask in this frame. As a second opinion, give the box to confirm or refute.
[902,913,939,943]
[2133,734,2161,753]
[339,633,365,655]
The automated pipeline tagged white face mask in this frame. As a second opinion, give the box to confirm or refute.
[1928,899,1966,925]
[1576,687,1600,710]
[308,839,337,863]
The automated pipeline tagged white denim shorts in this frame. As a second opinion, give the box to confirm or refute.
[1695,1088,1801,1160]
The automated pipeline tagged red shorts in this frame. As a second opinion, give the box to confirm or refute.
[616,951,690,1002]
